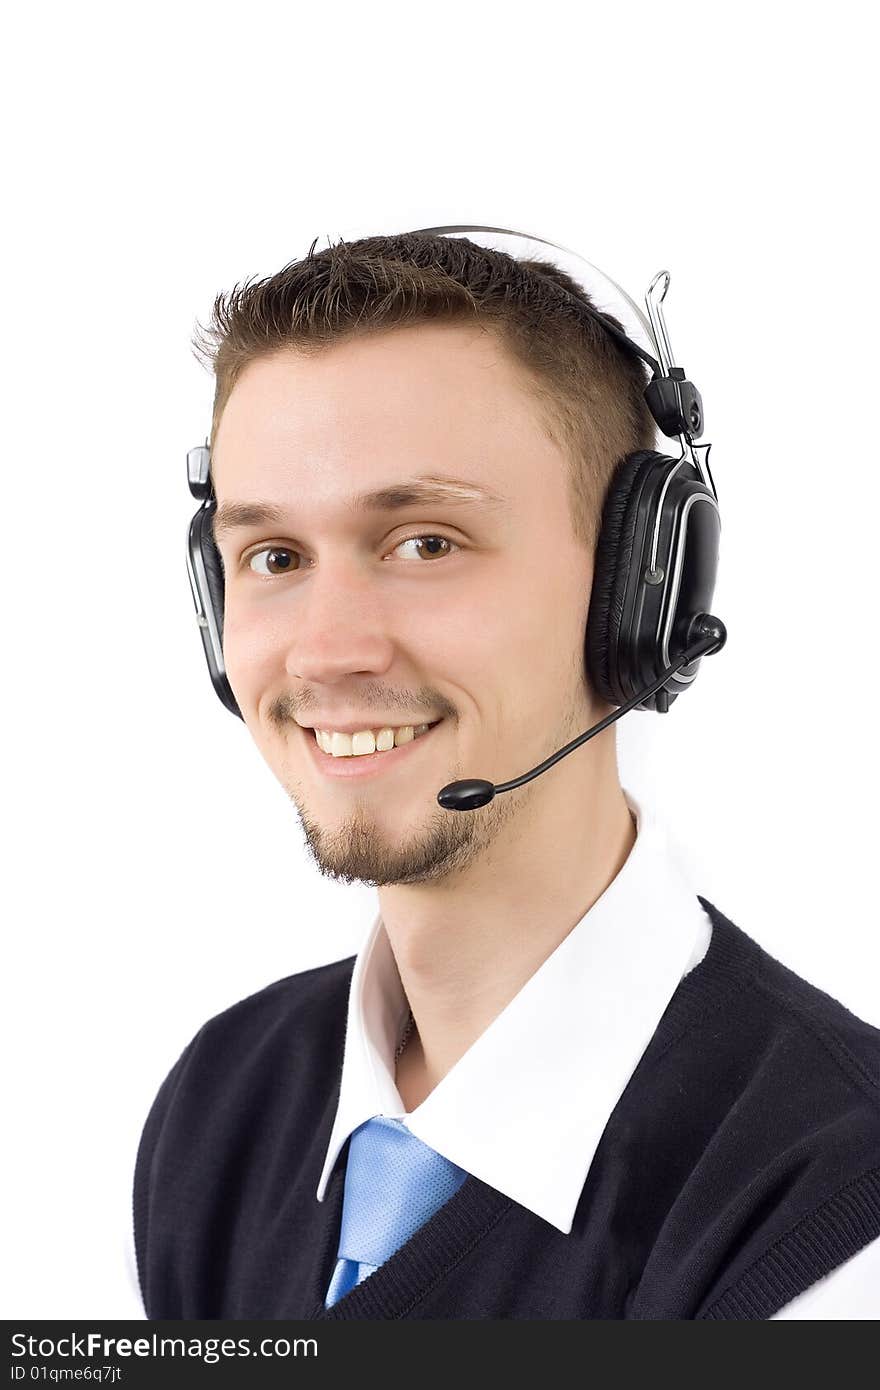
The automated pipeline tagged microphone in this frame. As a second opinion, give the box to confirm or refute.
[436,615,727,811]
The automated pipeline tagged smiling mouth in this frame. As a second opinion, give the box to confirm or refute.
[311,719,443,758]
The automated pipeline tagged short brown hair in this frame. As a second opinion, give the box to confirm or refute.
[191,233,656,550]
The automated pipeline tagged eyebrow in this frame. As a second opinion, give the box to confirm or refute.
[210,476,509,545]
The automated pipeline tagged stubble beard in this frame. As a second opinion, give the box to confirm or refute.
[288,759,521,887]
[282,677,591,888]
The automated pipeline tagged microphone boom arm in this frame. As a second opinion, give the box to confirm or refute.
[437,616,727,811]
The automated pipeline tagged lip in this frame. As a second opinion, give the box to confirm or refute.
[300,720,444,779]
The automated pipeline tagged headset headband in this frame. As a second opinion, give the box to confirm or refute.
[329,221,708,477]
[411,223,661,372]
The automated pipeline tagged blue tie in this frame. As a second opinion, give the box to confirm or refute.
[324,1115,468,1308]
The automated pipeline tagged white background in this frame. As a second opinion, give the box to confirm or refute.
[3,1,877,1319]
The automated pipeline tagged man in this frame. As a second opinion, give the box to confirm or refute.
[134,231,880,1318]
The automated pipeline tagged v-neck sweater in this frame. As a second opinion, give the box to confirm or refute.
[133,898,880,1319]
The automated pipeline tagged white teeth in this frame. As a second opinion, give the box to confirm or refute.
[316,722,436,757]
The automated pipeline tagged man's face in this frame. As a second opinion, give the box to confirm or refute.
[210,320,607,887]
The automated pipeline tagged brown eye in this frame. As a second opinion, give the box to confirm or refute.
[392,535,459,561]
[247,546,300,576]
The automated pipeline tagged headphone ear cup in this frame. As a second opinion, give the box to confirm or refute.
[585,449,667,707]
[189,498,243,720]
[201,503,227,645]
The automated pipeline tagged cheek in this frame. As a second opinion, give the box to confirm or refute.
[513,569,585,672]
[412,576,549,730]
[411,578,510,674]
[220,611,284,720]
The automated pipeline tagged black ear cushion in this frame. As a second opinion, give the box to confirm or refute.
[585,450,667,705]
[201,502,227,646]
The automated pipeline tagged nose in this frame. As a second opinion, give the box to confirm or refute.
[283,555,397,685]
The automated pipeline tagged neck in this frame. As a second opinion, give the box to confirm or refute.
[379,734,637,1110]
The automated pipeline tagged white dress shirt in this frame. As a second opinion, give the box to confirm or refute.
[316,786,880,1319]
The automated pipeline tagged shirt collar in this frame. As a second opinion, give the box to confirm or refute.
[316,787,711,1234]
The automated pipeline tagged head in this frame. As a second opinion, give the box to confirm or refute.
[197,233,655,887]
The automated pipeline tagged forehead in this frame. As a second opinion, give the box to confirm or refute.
[209,321,563,510]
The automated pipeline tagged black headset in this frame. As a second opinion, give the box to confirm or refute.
[186,225,726,811]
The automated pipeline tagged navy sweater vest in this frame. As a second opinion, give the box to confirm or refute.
[133,898,880,1319]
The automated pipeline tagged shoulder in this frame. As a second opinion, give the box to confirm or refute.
[133,955,355,1217]
[698,894,880,1092]
[191,953,356,1064]
[143,952,356,1118]
[685,898,880,1317]
[133,954,356,1315]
